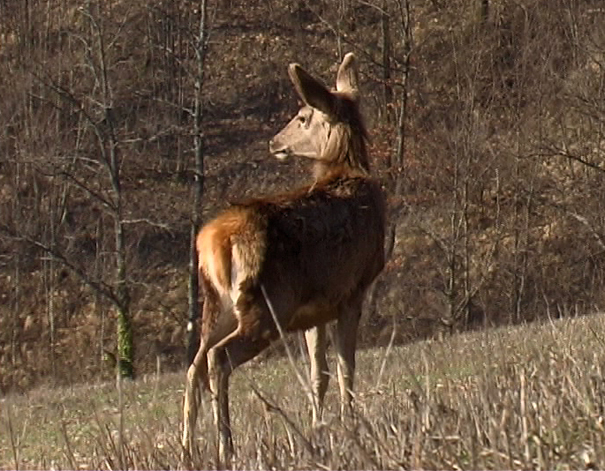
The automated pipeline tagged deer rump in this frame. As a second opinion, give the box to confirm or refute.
[198,175,385,342]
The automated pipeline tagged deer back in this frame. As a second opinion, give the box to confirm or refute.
[198,52,386,338]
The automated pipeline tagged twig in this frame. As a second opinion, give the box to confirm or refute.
[375,319,397,390]
[249,383,316,457]
[260,283,318,423]
[0,222,118,305]
[6,404,20,471]
[57,416,78,469]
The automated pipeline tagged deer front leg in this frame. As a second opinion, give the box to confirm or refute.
[334,303,361,418]
[304,326,329,426]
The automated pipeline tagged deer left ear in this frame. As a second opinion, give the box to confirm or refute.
[336,52,359,96]
[288,63,337,117]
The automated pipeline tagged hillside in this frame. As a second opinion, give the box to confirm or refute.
[2,313,605,469]
[1,0,605,392]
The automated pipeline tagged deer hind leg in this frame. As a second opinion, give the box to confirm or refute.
[205,285,277,464]
[182,342,209,458]
[182,284,229,459]
[208,329,272,465]
[304,326,329,426]
[208,348,232,466]
[334,301,362,418]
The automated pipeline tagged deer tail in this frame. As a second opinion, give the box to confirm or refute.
[197,208,267,299]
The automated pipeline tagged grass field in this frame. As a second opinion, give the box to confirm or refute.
[2,313,605,470]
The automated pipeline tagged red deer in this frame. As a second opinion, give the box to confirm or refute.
[182,53,386,463]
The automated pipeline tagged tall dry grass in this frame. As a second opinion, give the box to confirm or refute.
[2,312,605,469]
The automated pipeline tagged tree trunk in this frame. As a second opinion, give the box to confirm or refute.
[381,0,393,123]
[117,302,134,378]
[88,0,135,379]
[187,0,209,366]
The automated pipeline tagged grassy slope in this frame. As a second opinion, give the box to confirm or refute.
[2,313,605,470]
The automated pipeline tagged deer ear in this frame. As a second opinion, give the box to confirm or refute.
[288,63,337,116]
[336,52,359,95]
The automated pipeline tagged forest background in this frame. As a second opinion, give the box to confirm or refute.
[1,0,605,393]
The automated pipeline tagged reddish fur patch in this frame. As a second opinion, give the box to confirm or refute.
[197,208,267,301]
[197,223,232,298]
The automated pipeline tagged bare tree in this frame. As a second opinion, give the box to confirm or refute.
[0,1,137,379]
[187,0,211,365]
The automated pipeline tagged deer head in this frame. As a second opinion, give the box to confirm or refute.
[269,53,370,179]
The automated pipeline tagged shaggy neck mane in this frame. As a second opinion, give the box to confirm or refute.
[313,98,370,181]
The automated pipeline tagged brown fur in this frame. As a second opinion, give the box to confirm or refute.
[197,207,266,301]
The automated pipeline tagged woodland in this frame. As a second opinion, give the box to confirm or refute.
[1,0,605,393]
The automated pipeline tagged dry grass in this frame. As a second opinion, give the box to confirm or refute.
[2,313,605,470]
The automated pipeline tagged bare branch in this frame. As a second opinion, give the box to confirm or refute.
[0,223,118,306]
[539,148,605,174]
[122,219,171,231]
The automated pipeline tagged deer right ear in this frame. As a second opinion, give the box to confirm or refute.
[336,52,359,96]
[288,63,337,117]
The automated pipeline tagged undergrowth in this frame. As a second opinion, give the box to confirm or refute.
[2,312,605,469]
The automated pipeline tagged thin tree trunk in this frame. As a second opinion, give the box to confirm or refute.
[480,0,489,24]
[385,0,412,261]
[187,0,209,365]
[394,0,412,198]
[381,0,393,123]
[88,1,134,378]
[46,197,57,377]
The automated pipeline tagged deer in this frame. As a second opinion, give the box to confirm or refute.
[182,53,386,464]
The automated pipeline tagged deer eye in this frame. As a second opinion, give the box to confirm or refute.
[298,115,307,125]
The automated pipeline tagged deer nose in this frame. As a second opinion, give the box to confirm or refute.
[269,138,279,153]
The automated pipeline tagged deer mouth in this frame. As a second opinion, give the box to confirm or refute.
[269,138,290,160]
[273,150,289,160]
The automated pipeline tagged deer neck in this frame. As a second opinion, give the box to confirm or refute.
[312,139,370,182]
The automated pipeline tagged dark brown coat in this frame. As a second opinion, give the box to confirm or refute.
[182,53,386,464]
